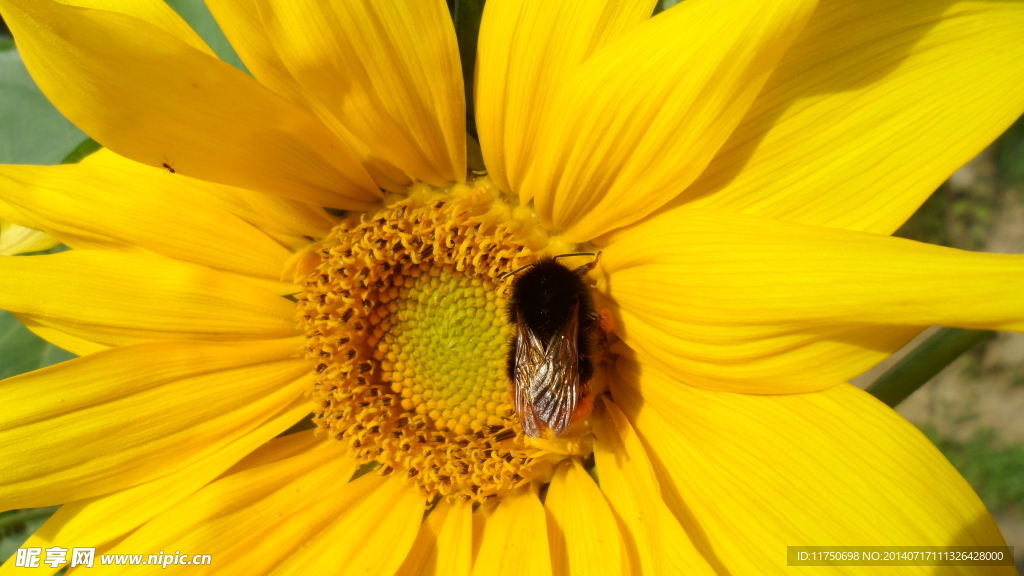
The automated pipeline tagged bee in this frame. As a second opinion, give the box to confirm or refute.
[504,253,603,437]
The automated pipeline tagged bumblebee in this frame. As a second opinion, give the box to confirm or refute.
[504,253,603,437]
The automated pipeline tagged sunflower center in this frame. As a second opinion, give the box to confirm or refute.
[385,269,510,436]
[293,178,593,503]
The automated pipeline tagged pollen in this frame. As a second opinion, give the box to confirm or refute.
[294,177,577,503]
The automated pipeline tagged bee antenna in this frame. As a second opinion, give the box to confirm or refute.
[552,252,597,262]
[500,252,600,281]
[499,263,534,281]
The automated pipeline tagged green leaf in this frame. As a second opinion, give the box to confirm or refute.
[276,413,316,437]
[164,0,249,73]
[866,328,994,408]
[653,0,684,15]
[995,113,1024,184]
[0,507,60,566]
[60,137,101,164]
[0,18,13,51]
[452,0,485,137]
[0,50,87,164]
[0,311,75,380]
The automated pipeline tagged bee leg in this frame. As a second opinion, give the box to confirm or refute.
[572,251,602,275]
[597,308,615,334]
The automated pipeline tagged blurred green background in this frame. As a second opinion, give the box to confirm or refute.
[0,0,1022,571]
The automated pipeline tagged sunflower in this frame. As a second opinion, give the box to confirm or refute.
[1,0,1024,573]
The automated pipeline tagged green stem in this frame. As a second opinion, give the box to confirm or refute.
[866,328,994,408]
[453,0,485,137]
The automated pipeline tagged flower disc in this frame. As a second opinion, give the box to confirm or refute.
[295,178,586,503]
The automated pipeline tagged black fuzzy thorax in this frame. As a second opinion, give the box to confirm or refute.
[505,257,598,384]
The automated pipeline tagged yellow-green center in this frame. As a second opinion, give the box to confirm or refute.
[384,269,512,436]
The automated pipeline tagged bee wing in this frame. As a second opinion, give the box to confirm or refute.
[530,302,582,436]
[513,320,546,437]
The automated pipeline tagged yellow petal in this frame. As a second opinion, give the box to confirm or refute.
[599,208,1024,393]
[54,0,214,56]
[545,458,624,576]
[0,0,380,208]
[270,476,424,576]
[611,353,1011,575]
[0,250,298,346]
[0,162,292,281]
[202,0,412,192]
[256,0,465,186]
[0,339,310,509]
[0,220,59,256]
[202,0,311,106]
[221,427,323,476]
[2,407,312,576]
[1,338,298,428]
[677,1,1024,234]
[592,398,715,576]
[80,149,337,249]
[435,502,473,576]
[472,486,551,576]
[471,498,498,566]
[475,0,655,194]
[395,499,448,576]
[396,501,472,576]
[521,0,817,242]
[97,438,360,576]
[17,315,108,356]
